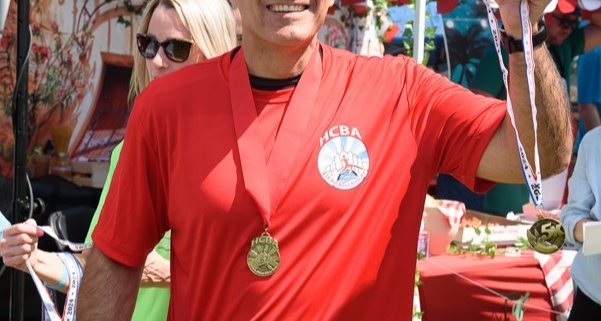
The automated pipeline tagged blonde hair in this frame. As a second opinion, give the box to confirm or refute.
[128,0,237,104]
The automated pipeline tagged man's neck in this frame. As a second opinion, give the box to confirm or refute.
[241,38,319,79]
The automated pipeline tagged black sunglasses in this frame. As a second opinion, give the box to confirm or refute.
[551,15,580,30]
[136,33,193,63]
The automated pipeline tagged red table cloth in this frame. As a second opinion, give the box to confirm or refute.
[417,252,574,321]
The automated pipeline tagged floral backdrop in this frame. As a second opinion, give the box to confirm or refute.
[0,0,95,177]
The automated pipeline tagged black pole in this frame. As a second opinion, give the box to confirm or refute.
[10,0,30,320]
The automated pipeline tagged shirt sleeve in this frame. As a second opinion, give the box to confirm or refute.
[560,129,598,246]
[91,93,170,267]
[404,58,506,193]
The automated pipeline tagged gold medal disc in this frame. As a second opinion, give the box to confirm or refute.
[247,231,280,277]
[527,217,566,254]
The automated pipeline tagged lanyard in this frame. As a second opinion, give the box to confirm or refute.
[484,0,544,209]
[29,252,84,321]
[31,226,90,321]
[484,1,566,254]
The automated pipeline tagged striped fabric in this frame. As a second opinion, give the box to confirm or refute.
[417,199,576,320]
[528,250,577,321]
[437,199,466,228]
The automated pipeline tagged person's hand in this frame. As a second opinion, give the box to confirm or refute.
[139,250,170,288]
[496,0,551,37]
[0,219,44,272]
[574,218,595,243]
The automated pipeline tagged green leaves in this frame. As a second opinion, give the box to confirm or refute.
[448,226,499,258]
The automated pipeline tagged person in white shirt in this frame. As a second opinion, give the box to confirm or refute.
[560,126,601,320]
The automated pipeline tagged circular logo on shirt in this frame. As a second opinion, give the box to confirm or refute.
[318,135,369,190]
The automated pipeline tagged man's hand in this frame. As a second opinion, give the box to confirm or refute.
[496,0,552,37]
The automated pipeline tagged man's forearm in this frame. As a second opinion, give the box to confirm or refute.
[76,246,142,320]
[507,44,572,177]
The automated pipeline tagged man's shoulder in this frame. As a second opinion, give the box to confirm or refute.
[579,45,601,64]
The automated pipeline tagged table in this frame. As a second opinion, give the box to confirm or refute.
[417,251,575,321]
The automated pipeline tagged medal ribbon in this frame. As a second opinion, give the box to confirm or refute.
[229,46,322,227]
[484,0,544,209]
[27,249,85,321]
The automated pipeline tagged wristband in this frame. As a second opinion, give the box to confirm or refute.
[45,262,68,290]
[500,19,547,54]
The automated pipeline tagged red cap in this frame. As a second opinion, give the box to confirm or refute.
[556,0,579,14]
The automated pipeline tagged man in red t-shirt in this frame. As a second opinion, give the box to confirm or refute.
[77,0,573,320]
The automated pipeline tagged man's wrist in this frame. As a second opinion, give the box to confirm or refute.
[500,19,547,54]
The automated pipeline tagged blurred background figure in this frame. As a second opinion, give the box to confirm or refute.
[560,126,601,320]
[574,45,601,154]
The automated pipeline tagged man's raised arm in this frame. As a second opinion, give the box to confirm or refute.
[478,0,573,183]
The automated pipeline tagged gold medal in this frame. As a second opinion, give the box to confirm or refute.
[527,213,566,254]
[247,230,280,277]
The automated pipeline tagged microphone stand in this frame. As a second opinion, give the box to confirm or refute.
[10,0,30,320]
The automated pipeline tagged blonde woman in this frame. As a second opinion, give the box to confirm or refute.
[0,0,237,320]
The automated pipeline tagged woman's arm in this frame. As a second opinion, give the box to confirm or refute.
[139,250,170,288]
[560,130,599,245]
[0,219,86,292]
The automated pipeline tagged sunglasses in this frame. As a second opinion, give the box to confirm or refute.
[136,33,193,63]
[551,15,580,30]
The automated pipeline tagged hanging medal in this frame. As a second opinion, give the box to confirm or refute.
[484,0,565,254]
[247,228,280,276]
[229,46,323,276]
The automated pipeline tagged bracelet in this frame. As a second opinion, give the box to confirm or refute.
[45,262,68,290]
[500,19,548,54]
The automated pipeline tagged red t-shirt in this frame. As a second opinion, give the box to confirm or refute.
[93,44,505,320]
